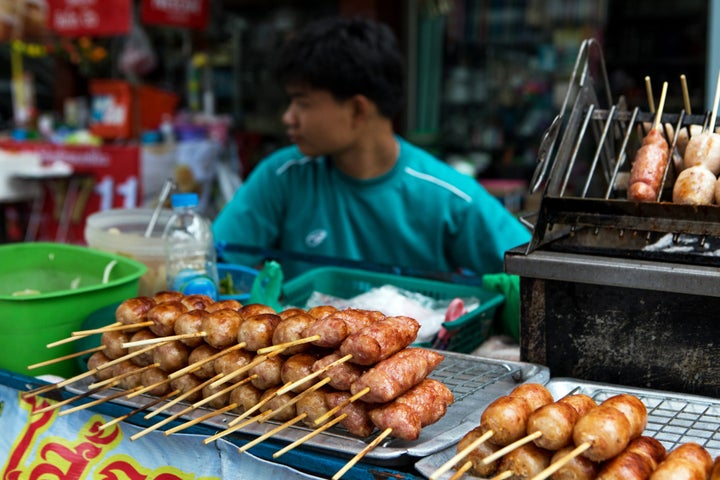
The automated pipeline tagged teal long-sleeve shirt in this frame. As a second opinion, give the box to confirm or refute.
[212,137,531,279]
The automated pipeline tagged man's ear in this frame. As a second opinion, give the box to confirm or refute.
[350,94,374,125]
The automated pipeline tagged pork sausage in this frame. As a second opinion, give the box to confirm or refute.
[140,366,170,396]
[115,296,156,329]
[280,353,319,393]
[101,329,130,360]
[527,401,578,451]
[206,299,242,312]
[668,443,713,478]
[497,443,552,480]
[650,457,705,480]
[595,451,653,480]
[350,348,444,403]
[169,373,203,402]
[312,352,364,391]
[456,426,502,478]
[325,391,375,437]
[152,340,189,373]
[249,354,283,390]
[549,445,598,480]
[303,309,383,349]
[187,344,221,379]
[202,308,243,349]
[213,349,254,382]
[88,351,114,381]
[339,315,420,365]
[127,329,158,366]
[672,165,716,205]
[628,128,669,202]
[237,313,281,351]
[509,383,554,411]
[272,311,317,355]
[259,387,296,422]
[368,378,453,441]
[229,382,262,414]
[625,436,667,470]
[180,294,214,311]
[480,395,533,447]
[572,405,631,462]
[296,388,331,427]
[558,393,597,418]
[173,310,209,347]
[601,394,647,439]
[153,291,183,304]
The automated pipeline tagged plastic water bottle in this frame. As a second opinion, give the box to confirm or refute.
[162,192,219,300]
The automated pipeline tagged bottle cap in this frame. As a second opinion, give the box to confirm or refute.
[171,192,199,208]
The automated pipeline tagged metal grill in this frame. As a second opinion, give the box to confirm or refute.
[526,38,720,257]
[67,351,549,464]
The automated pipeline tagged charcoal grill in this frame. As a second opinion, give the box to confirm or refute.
[505,39,720,398]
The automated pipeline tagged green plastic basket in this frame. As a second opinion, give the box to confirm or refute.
[281,267,504,353]
[0,242,147,378]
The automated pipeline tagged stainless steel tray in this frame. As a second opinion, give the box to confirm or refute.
[415,377,720,479]
[66,350,549,465]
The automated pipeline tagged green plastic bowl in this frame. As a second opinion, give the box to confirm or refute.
[0,242,147,378]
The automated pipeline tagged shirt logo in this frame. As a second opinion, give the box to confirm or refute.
[305,229,327,248]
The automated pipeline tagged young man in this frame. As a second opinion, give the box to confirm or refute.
[212,16,530,281]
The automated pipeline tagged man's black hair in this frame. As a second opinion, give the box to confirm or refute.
[274,16,406,119]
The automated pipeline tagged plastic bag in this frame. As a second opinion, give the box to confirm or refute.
[119,20,157,78]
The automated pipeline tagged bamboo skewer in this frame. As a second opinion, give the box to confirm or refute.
[122,332,207,349]
[652,82,668,132]
[681,74,692,115]
[169,342,246,380]
[32,380,120,415]
[238,413,308,454]
[125,376,174,399]
[89,362,159,389]
[164,403,239,436]
[275,353,352,397]
[490,471,513,480]
[429,429,494,480]
[72,321,153,336]
[192,374,257,409]
[210,347,285,389]
[59,386,143,416]
[528,441,591,480]
[259,377,332,424]
[28,345,106,369]
[256,334,321,355]
[46,333,100,348]
[313,386,370,426]
[448,460,473,480]
[99,389,180,430]
[273,413,348,458]
[645,76,655,113]
[144,373,223,420]
[332,427,393,480]
[203,409,273,445]
[479,430,542,466]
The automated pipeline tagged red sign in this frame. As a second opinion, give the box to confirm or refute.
[47,0,131,37]
[0,141,140,244]
[140,0,209,29]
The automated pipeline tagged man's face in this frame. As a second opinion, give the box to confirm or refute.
[282,85,356,157]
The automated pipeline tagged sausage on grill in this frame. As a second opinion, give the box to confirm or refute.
[549,445,598,480]
[350,347,444,403]
[572,404,631,462]
[127,329,158,367]
[237,313,281,351]
[368,378,453,441]
[325,391,374,437]
[280,353,320,393]
[273,312,317,355]
[173,310,209,347]
[628,128,669,202]
[116,296,156,329]
[147,301,188,337]
[213,349,254,382]
[312,352,364,391]
[202,308,243,349]
[339,315,420,365]
[527,401,579,451]
[303,309,384,349]
[480,395,533,447]
[456,426,503,478]
[186,344,220,379]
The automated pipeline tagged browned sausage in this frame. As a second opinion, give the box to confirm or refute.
[481,395,533,447]
[624,435,667,471]
[147,301,188,337]
[509,383,554,412]
[303,309,384,349]
[239,303,276,319]
[312,352,364,391]
[456,426,502,478]
[181,294,214,311]
[259,387,296,422]
[350,348,444,403]
[280,353,320,393]
[127,329,157,366]
[497,443,552,480]
[187,344,221,379]
[173,310,209,347]
[368,378,453,441]
[101,329,130,360]
[140,366,171,396]
[572,405,631,462]
[213,349,254,382]
[527,401,578,451]
[601,394,648,440]
[668,443,713,478]
[169,373,203,402]
[273,312,317,355]
[296,388,331,427]
[549,445,598,480]
[115,296,156,329]
[649,457,705,480]
[711,456,720,480]
[672,165,716,205]
[152,340,189,373]
[153,291,184,304]
[249,354,283,390]
[325,391,374,437]
[237,313,281,351]
[229,382,262,414]
[112,360,144,390]
[278,307,307,320]
[206,299,242,312]
[202,308,243,349]
[595,451,653,480]
[202,382,230,410]
[628,128,669,202]
[558,393,597,418]
[307,305,337,320]
[88,351,114,381]
[339,315,420,365]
